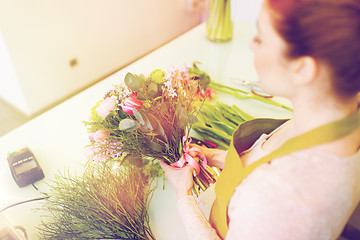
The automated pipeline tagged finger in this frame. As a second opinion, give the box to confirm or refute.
[188,151,199,158]
[188,143,201,149]
[188,143,199,147]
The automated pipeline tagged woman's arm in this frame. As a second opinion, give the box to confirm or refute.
[159,161,222,239]
[158,145,227,239]
[177,195,221,240]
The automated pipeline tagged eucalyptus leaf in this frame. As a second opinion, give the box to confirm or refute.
[141,112,152,129]
[176,107,188,129]
[119,118,138,131]
[128,155,145,168]
[149,69,166,84]
[133,108,145,126]
[145,113,159,131]
[147,82,159,98]
[124,72,145,92]
[119,153,135,166]
[120,153,145,167]
[146,139,164,152]
[153,118,168,143]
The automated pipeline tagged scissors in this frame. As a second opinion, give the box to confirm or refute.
[231,78,273,98]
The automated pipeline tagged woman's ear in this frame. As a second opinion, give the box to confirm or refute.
[292,56,318,86]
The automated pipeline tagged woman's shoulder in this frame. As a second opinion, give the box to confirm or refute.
[235,147,360,207]
[267,148,360,189]
[287,147,360,176]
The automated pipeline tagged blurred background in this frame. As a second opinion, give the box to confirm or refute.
[0,0,262,136]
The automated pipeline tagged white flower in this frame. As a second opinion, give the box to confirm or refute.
[165,72,173,81]
[168,88,177,98]
[118,86,132,100]
[164,80,173,89]
[96,96,117,119]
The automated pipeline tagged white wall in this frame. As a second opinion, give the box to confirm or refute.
[231,0,263,24]
[0,0,204,116]
[0,30,28,113]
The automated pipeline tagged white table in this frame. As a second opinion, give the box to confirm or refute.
[0,22,292,240]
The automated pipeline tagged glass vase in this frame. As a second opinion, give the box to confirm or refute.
[206,0,233,42]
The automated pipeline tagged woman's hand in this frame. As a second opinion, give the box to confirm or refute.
[188,144,227,170]
[159,160,195,199]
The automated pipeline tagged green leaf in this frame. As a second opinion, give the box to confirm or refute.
[146,139,164,152]
[153,118,168,143]
[133,108,145,126]
[129,155,145,167]
[149,69,166,84]
[118,118,139,131]
[188,62,211,89]
[188,113,198,125]
[176,107,189,129]
[192,128,230,149]
[90,100,103,123]
[231,105,254,121]
[192,123,232,140]
[210,121,236,136]
[144,112,158,131]
[124,72,145,92]
[147,82,159,98]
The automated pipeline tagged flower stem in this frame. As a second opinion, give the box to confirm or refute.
[206,0,233,42]
[209,82,293,112]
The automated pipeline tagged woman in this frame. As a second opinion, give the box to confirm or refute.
[160,0,360,239]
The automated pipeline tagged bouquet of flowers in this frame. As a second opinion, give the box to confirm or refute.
[84,65,219,195]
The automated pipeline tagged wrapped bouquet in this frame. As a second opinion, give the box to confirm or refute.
[84,65,219,195]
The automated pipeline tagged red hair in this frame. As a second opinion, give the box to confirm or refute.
[266,0,360,98]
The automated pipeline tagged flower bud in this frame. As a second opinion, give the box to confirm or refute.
[121,97,143,115]
[93,129,110,142]
[88,131,95,142]
[205,89,216,98]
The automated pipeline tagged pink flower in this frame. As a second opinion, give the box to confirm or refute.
[200,89,207,98]
[96,96,117,119]
[121,97,143,115]
[205,89,216,98]
[84,140,123,162]
[196,88,216,99]
[84,144,110,162]
[88,131,95,141]
[93,129,110,142]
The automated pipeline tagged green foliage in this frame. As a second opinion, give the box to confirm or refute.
[89,101,104,128]
[37,163,156,240]
[187,62,211,90]
[193,101,255,149]
[149,69,166,84]
[124,73,145,92]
